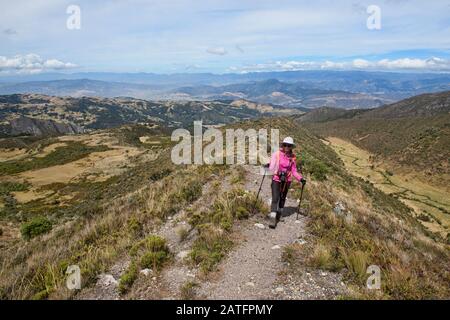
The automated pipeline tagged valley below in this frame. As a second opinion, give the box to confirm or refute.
[325,137,450,238]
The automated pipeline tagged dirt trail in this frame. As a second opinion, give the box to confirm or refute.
[196,165,345,299]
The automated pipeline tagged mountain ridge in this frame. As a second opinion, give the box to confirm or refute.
[300,91,450,181]
[0,93,300,137]
[1,70,449,108]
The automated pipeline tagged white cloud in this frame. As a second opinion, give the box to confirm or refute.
[352,59,371,69]
[206,47,228,56]
[232,57,450,73]
[0,54,77,73]
[374,57,449,70]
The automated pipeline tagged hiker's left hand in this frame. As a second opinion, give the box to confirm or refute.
[301,178,306,185]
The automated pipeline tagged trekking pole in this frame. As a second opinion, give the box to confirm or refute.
[296,181,306,220]
[251,165,268,215]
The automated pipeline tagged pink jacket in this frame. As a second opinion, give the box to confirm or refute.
[269,150,302,183]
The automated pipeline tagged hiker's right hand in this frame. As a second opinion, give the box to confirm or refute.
[301,178,306,185]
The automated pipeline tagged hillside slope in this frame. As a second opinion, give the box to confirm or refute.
[361,91,450,118]
[0,117,448,300]
[296,107,368,123]
[301,91,450,180]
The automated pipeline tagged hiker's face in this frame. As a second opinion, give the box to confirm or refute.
[282,144,293,152]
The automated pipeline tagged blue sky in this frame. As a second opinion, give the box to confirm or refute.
[0,0,449,74]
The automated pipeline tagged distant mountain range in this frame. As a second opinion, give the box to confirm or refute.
[0,94,299,137]
[0,79,165,100]
[0,70,449,109]
[171,79,391,109]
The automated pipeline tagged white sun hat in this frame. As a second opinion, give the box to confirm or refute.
[282,136,295,147]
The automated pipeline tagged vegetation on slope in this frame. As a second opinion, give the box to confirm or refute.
[0,116,448,300]
[0,141,110,175]
[300,91,450,180]
[0,93,298,136]
[229,117,450,298]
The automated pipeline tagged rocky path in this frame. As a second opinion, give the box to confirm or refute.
[196,165,345,299]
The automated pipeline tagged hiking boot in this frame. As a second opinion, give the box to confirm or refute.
[276,210,284,222]
[268,212,277,228]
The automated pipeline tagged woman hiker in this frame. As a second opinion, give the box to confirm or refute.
[268,137,306,228]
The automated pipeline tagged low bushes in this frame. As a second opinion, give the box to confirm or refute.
[119,235,170,294]
[300,152,330,181]
[0,181,30,194]
[190,224,232,273]
[20,216,52,240]
[118,263,139,294]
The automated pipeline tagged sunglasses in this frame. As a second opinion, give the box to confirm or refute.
[282,144,293,148]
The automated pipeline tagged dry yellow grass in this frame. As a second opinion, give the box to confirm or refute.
[11,189,54,203]
[0,148,28,162]
[0,222,20,242]
[17,146,144,186]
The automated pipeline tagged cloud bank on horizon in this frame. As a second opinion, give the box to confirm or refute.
[0,0,449,74]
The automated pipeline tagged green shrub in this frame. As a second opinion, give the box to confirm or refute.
[188,211,205,228]
[128,235,170,275]
[0,181,30,194]
[31,289,49,300]
[180,281,198,300]
[301,153,330,181]
[190,224,232,273]
[127,216,143,237]
[20,216,52,240]
[118,263,138,294]
[308,160,330,181]
[145,235,168,252]
[235,206,249,219]
[179,181,203,203]
[140,251,168,270]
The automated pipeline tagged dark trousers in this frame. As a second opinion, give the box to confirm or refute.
[271,180,290,213]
